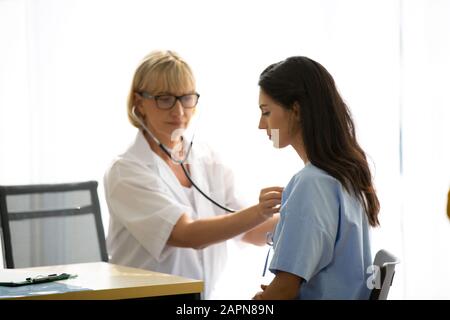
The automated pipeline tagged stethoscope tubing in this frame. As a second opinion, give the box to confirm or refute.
[132,107,236,213]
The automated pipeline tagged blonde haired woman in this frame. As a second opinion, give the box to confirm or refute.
[104,50,281,299]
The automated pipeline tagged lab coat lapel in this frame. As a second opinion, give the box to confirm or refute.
[187,146,215,218]
[155,160,191,206]
[131,131,191,206]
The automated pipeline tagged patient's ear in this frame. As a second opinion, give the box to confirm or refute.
[288,102,302,136]
[292,102,301,121]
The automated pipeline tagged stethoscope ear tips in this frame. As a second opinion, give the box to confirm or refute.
[132,106,143,122]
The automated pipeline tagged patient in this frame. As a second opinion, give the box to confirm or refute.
[253,56,380,299]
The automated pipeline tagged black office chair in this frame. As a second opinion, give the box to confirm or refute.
[369,249,400,300]
[0,181,108,268]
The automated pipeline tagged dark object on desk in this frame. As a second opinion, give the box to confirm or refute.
[0,273,77,287]
[0,181,108,268]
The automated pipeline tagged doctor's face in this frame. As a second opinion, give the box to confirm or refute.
[135,88,197,147]
[258,89,297,149]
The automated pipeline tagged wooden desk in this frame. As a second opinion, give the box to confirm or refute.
[0,262,203,300]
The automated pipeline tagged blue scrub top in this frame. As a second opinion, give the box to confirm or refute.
[269,163,372,299]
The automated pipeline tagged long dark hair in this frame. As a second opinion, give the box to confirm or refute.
[259,56,380,227]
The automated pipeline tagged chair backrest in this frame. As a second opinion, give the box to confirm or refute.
[0,181,108,268]
[369,249,400,300]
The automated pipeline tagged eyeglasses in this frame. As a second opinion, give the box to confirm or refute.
[138,91,200,110]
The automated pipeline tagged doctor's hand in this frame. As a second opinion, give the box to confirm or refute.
[257,187,283,219]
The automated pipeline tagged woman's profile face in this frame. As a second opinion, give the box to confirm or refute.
[258,89,296,149]
[135,85,197,147]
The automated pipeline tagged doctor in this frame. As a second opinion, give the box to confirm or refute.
[104,50,282,299]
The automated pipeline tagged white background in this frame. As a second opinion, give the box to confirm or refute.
[1,0,449,299]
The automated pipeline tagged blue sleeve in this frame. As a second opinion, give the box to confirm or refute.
[269,172,340,282]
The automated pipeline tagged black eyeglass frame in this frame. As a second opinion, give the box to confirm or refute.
[138,91,200,110]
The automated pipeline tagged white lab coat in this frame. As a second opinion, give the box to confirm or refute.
[104,131,246,299]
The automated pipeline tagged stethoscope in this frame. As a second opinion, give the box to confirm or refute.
[132,106,235,213]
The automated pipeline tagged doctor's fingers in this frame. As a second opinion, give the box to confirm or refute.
[260,186,284,194]
[259,191,282,203]
[259,197,281,208]
[259,203,281,217]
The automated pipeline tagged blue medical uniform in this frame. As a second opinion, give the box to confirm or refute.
[269,163,372,299]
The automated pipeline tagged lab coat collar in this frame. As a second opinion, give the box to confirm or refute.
[127,130,159,166]
[126,130,206,211]
[128,130,193,167]
[132,131,216,214]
